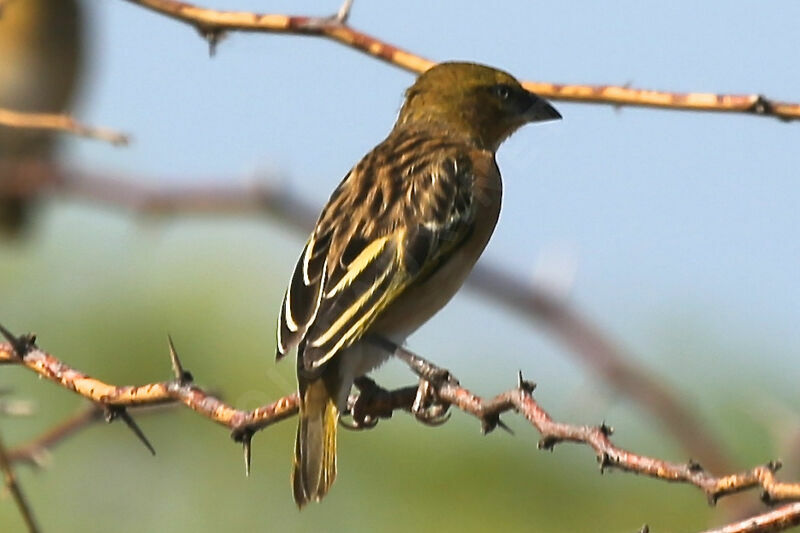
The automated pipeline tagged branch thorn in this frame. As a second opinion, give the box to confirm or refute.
[495,417,514,435]
[167,335,193,384]
[231,428,254,476]
[687,459,704,473]
[517,371,536,394]
[105,406,156,456]
[0,323,36,358]
[334,0,353,24]
[195,25,226,57]
[479,413,513,435]
[598,452,612,473]
[230,428,254,476]
[242,432,252,477]
[751,94,773,116]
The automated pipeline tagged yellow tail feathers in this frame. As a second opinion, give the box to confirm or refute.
[292,376,338,508]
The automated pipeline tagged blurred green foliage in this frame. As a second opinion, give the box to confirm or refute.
[0,205,791,532]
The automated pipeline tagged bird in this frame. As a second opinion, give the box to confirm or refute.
[0,0,84,236]
[275,61,561,507]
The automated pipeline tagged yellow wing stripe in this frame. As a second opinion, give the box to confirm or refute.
[324,236,390,299]
[311,276,405,367]
[309,264,394,349]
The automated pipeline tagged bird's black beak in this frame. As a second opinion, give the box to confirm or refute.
[524,93,561,122]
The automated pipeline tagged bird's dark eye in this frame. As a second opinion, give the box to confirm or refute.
[493,84,512,100]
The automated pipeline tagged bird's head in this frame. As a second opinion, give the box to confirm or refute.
[396,62,561,151]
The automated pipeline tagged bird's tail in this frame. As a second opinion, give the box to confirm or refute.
[292,375,338,508]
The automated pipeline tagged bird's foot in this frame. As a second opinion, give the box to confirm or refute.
[381,341,454,425]
[340,376,393,430]
[391,344,459,388]
[410,378,451,426]
[356,338,456,426]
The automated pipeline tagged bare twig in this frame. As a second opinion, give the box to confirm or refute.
[519,82,799,122]
[121,0,800,122]
[1,334,799,532]
[0,430,40,533]
[0,108,129,146]
[58,170,319,231]
[122,0,434,73]
[699,502,800,533]
[34,167,730,472]
[7,405,104,468]
[7,403,181,468]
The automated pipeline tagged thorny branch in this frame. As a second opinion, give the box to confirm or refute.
[699,502,800,533]
[7,402,179,469]
[1,332,800,532]
[0,429,39,533]
[7,405,104,468]
[0,108,129,146]
[30,166,731,473]
[122,0,800,122]
[0,332,299,444]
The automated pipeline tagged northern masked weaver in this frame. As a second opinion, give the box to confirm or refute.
[276,62,560,507]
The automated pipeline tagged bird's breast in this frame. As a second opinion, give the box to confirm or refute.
[371,158,502,337]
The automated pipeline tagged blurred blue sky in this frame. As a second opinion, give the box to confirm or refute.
[61,1,800,390]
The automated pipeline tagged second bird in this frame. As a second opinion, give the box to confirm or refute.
[0,0,84,236]
[275,61,561,507]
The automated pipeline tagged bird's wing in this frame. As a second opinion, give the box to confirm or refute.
[276,133,478,371]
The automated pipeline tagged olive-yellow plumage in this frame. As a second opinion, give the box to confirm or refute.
[275,62,560,507]
[0,0,84,234]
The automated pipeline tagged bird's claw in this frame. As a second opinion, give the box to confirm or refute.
[339,414,378,430]
[413,404,451,426]
[340,376,391,430]
[411,378,451,426]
